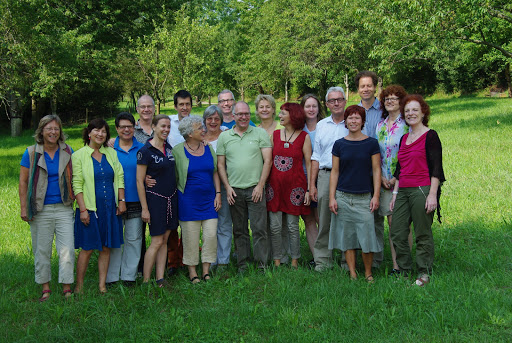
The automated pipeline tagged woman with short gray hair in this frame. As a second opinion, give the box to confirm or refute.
[174,116,221,283]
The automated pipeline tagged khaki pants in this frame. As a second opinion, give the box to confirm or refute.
[181,219,218,266]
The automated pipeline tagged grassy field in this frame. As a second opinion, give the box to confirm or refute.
[0,96,511,342]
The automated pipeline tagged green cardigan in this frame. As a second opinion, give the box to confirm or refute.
[173,142,217,193]
[72,145,124,211]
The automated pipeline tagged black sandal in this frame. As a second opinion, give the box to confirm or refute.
[202,273,211,281]
[190,276,201,284]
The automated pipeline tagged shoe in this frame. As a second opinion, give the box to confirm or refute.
[189,276,201,284]
[202,273,211,282]
[63,289,73,299]
[105,281,118,289]
[39,289,51,302]
[156,278,168,288]
[365,275,375,284]
[122,281,136,287]
[257,262,267,273]
[308,259,316,269]
[413,274,430,287]
[167,267,178,277]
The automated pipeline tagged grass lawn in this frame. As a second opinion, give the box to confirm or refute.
[0,96,511,342]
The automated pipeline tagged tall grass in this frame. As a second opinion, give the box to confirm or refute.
[0,96,511,342]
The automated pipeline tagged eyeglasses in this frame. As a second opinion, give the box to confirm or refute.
[384,97,400,103]
[326,98,345,105]
[118,125,134,130]
[44,127,60,132]
[234,112,251,117]
[219,99,234,105]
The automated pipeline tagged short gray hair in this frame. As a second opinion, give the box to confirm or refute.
[325,87,345,102]
[178,116,204,139]
[203,105,223,125]
[217,89,235,101]
[137,94,155,107]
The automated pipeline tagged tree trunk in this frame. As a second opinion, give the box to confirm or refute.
[86,108,89,124]
[9,93,22,137]
[208,95,211,105]
[51,94,57,115]
[156,99,161,114]
[344,74,349,102]
[285,80,289,102]
[505,62,511,98]
[240,87,245,102]
[31,96,38,129]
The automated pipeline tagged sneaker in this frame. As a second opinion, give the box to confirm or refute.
[413,274,430,287]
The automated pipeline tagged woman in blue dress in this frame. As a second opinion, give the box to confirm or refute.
[174,116,221,283]
[73,118,125,294]
[137,115,179,286]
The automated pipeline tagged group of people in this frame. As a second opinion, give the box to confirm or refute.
[19,71,445,301]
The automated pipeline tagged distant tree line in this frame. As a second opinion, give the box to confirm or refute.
[1,0,511,135]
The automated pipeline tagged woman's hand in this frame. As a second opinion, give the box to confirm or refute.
[381,176,391,190]
[141,208,150,223]
[80,210,90,226]
[214,193,221,212]
[329,197,338,215]
[389,193,397,212]
[388,177,396,189]
[117,201,126,215]
[370,196,379,213]
[304,191,310,206]
[425,193,437,214]
[20,208,30,222]
[145,175,156,188]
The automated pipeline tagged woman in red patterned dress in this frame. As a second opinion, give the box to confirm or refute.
[266,103,312,268]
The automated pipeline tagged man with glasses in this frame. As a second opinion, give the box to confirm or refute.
[134,95,155,144]
[217,89,255,129]
[216,101,272,273]
[310,87,349,272]
[355,71,384,269]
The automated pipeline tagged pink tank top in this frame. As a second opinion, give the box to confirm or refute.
[397,132,431,188]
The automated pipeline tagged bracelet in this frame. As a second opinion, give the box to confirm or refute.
[119,199,126,202]
[216,191,221,194]
[392,191,398,195]
[307,189,310,192]
[80,209,88,213]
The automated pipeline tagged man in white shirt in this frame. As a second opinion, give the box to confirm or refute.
[356,71,384,269]
[167,90,192,147]
[310,87,349,271]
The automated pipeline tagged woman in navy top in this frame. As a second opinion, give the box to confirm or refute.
[19,115,75,301]
[136,115,179,287]
[328,105,382,282]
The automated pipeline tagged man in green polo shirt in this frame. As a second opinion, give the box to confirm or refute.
[217,101,272,272]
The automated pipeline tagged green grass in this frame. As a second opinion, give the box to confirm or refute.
[1,96,512,342]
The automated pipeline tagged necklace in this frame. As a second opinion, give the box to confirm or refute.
[283,129,296,148]
[186,141,202,152]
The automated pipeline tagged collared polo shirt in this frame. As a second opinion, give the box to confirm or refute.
[216,125,271,189]
[114,136,144,202]
[358,97,381,139]
[311,116,349,169]
[134,120,153,144]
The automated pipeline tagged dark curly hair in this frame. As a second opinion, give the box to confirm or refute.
[280,103,306,130]
[400,94,431,126]
[379,85,408,119]
[343,105,366,130]
[82,118,110,147]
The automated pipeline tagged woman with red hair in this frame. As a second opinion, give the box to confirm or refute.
[266,103,312,268]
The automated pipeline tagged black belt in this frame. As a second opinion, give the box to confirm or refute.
[320,168,332,172]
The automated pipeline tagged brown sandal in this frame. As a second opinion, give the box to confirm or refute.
[39,289,51,302]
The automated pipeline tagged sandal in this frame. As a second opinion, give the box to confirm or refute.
[189,276,201,284]
[156,278,168,288]
[39,289,51,302]
[365,275,375,284]
[63,289,73,299]
[413,275,430,287]
[202,273,211,282]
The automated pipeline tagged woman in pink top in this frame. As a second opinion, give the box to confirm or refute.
[389,95,445,287]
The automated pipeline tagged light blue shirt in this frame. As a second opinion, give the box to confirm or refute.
[311,116,349,169]
[358,97,381,139]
